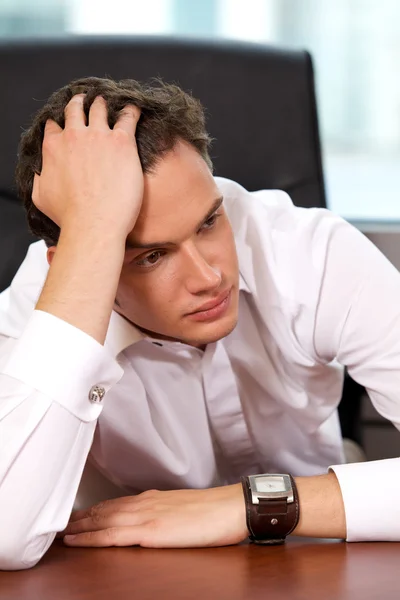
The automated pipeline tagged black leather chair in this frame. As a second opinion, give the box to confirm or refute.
[0,36,361,443]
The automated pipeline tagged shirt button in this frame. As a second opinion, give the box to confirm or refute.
[89,385,106,404]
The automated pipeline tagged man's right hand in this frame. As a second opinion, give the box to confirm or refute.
[33,94,143,238]
[34,94,143,344]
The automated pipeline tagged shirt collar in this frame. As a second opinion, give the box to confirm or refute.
[238,272,250,293]
[105,272,250,357]
[105,310,144,357]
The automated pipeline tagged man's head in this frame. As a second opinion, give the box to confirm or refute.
[16,77,240,347]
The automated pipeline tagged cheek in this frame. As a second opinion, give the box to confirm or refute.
[117,271,179,315]
[220,223,238,264]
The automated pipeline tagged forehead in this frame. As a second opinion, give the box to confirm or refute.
[126,141,219,247]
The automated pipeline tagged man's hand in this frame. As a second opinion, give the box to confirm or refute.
[61,484,248,548]
[35,94,143,343]
[33,94,143,237]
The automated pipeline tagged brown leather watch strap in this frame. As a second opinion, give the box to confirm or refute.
[241,475,300,545]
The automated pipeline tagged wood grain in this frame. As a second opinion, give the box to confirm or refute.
[1,538,399,600]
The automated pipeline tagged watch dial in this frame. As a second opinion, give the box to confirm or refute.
[255,476,286,493]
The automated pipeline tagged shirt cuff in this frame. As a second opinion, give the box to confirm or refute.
[2,309,124,422]
[330,458,400,541]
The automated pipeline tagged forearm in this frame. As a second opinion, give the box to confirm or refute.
[34,95,142,346]
[0,314,124,570]
[0,399,96,570]
[292,471,346,539]
[59,473,348,551]
[36,224,125,345]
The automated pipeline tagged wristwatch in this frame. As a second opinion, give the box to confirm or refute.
[241,473,300,545]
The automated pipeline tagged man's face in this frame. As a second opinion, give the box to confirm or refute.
[116,140,239,347]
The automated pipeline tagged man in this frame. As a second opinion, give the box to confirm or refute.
[1,77,400,571]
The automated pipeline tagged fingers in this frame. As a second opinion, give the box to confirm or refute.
[68,496,137,523]
[87,96,109,130]
[114,104,141,137]
[44,118,62,137]
[64,94,86,129]
[64,510,147,536]
[58,93,140,135]
[63,93,105,130]
[63,525,148,547]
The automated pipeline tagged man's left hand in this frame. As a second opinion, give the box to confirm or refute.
[62,483,248,548]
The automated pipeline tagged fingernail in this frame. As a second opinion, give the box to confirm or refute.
[64,535,76,542]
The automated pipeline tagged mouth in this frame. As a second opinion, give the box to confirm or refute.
[186,287,232,322]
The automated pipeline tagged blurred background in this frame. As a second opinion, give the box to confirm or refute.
[1,0,399,459]
[1,0,399,223]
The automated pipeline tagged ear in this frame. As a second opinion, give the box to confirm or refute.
[46,246,56,266]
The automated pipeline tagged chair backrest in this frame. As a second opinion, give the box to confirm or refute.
[0,36,326,291]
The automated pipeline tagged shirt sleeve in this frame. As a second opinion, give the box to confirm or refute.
[310,215,400,541]
[0,310,124,570]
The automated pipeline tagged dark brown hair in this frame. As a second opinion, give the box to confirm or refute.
[16,76,213,247]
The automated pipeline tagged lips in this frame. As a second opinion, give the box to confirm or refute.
[188,288,231,315]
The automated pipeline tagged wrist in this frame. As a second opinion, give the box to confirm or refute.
[241,474,300,545]
[37,224,126,345]
[292,473,346,539]
[60,216,128,251]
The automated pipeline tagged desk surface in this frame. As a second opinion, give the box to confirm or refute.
[1,538,399,600]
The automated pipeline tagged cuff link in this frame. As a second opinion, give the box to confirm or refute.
[89,385,106,404]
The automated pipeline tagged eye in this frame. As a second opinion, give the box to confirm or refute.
[135,250,165,268]
[200,212,221,231]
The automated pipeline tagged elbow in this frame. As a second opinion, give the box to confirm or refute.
[0,554,38,571]
[0,532,55,571]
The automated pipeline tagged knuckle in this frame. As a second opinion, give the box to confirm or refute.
[140,519,162,546]
[88,501,106,523]
[42,132,56,151]
[84,530,96,543]
[147,518,161,531]
[105,527,118,544]
[63,128,80,144]
[92,512,102,525]
[113,128,131,144]
[140,489,159,500]
[89,129,110,143]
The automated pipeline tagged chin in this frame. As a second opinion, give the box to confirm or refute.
[187,312,238,347]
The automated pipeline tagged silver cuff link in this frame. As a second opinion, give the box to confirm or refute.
[89,385,106,404]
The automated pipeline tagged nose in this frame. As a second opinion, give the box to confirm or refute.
[182,241,222,294]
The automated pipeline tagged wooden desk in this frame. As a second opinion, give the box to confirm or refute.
[1,538,399,600]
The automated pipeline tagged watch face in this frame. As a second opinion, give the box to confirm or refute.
[255,476,287,493]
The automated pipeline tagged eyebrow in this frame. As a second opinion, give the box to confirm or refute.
[125,196,224,251]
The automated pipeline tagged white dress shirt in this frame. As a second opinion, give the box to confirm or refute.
[1,177,400,570]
